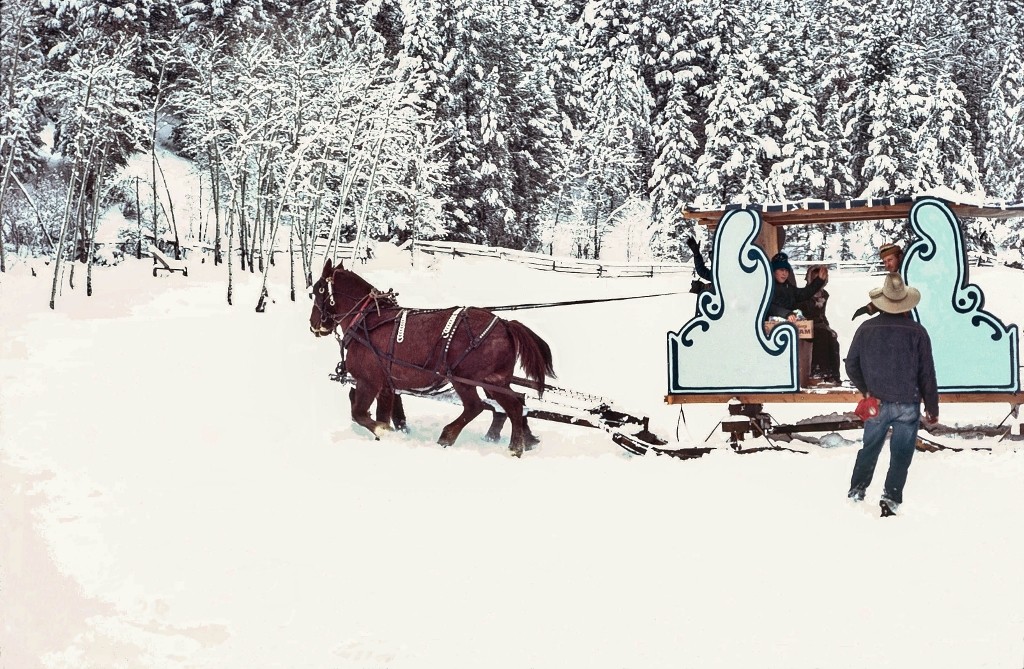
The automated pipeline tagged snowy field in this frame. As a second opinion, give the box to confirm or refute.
[2,249,1023,669]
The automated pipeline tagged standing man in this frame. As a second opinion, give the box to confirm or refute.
[845,273,939,517]
[852,243,903,319]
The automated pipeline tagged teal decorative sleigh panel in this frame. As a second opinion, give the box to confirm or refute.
[905,198,1020,392]
[667,209,800,394]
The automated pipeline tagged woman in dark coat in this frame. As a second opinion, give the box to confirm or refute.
[796,264,841,383]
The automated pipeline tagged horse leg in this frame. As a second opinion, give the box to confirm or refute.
[437,382,487,447]
[350,381,390,439]
[374,389,394,426]
[484,409,506,442]
[391,394,408,432]
[489,390,529,457]
[482,392,539,450]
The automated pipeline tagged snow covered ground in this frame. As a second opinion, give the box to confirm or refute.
[2,249,1023,669]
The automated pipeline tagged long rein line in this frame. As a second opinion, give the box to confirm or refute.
[480,291,684,312]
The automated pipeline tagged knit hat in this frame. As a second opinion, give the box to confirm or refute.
[869,272,920,314]
[770,252,793,274]
[879,243,902,260]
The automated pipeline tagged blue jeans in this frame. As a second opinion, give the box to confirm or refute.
[849,401,920,504]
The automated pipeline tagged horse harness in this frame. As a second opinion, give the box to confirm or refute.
[332,291,505,395]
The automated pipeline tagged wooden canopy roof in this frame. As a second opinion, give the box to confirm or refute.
[684,195,1024,227]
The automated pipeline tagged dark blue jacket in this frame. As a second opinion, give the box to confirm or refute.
[845,313,939,416]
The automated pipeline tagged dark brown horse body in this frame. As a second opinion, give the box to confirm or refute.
[309,260,554,456]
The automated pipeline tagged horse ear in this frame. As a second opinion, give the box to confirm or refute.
[321,259,333,277]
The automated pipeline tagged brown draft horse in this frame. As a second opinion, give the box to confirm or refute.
[309,260,555,456]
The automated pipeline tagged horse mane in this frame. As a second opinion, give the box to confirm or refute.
[333,267,400,307]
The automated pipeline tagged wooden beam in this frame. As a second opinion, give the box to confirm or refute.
[665,392,1024,405]
[684,202,1024,228]
[666,392,862,404]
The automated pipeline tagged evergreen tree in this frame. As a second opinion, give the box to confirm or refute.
[0,3,47,179]
[984,12,1024,251]
[765,6,832,202]
[573,0,653,258]
[432,0,561,248]
[950,0,1005,178]
[693,1,784,206]
[985,46,1024,202]
[645,0,709,258]
[837,0,898,195]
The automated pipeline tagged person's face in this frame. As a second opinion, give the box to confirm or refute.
[774,268,790,283]
[883,253,900,272]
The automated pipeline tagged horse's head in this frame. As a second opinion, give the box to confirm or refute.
[308,259,377,337]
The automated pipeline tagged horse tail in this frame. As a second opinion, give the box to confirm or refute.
[505,319,555,388]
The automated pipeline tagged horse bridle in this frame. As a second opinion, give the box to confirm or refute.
[313,270,396,334]
[313,272,363,333]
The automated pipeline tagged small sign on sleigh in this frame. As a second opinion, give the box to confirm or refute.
[764,319,814,339]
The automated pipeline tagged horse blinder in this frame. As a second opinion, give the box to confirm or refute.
[310,277,338,335]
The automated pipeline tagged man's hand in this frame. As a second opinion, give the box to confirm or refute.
[923,412,939,426]
[685,236,699,254]
[852,305,871,320]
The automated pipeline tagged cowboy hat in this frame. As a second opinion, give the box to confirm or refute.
[869,273,920,314]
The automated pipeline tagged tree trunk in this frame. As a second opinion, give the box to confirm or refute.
[239,172,248,272]
[289,221,296,302]
[0,143,13,274]
[11,172,54,251]
[50,166,81,309]
[86,144,109,297]
[150,61,167,260]
[135,176,142,259]
[210,154,222,264]
[227,198,236,306]
[155,152,181,259]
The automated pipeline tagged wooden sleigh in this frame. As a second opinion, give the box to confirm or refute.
[660,195,1024,455]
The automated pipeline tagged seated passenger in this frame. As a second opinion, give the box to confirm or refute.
[768,252,826,321]
[796,265,841,384]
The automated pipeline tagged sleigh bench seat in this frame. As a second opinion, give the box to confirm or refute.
[149,245,188,277]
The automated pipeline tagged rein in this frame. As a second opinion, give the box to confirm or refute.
[480,291,683,312]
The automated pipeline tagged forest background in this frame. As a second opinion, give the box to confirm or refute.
[2,0,1024,287]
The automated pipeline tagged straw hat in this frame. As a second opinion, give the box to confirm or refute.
[869,273,920,314]
[879,243,902,260]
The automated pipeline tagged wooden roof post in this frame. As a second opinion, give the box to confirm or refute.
[756,221,783,260]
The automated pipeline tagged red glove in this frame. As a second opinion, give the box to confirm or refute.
[854,396,880,421]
